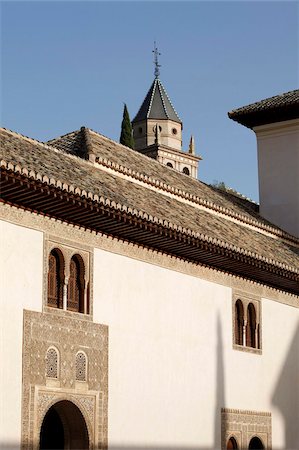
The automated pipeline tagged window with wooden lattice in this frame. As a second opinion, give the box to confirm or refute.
[47,249,64,308]
[233,293,261,353]
[67,255,84,313]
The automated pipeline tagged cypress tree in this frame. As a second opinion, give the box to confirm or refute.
[120,103,134,149]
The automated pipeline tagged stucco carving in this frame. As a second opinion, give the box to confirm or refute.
[221,408,272,450]
[1,203,298,308]
[21,310,108,450]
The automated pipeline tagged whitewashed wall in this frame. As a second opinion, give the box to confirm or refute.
[255,119,299,238]
[93,248,299,450]
[0,220,43,449]
[1,217,298,449]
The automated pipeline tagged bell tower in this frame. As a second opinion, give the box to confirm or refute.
[132,43,201,178]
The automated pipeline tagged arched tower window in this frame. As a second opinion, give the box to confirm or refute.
[235,300,244,346]
[248,436,264,449]
[46,347,59,378]
[75,351,87,381]
[166,162,173,168]
[227,436,239,449]
[47,249,64,309]
[182,167,190,175]
[67,255,85,313]
[246,303,257,348]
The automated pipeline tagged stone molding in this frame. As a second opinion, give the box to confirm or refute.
[21,309,108,449]
[221,408,272,449]
[1,202,298,308]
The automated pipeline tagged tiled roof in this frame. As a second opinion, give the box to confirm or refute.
[132,78,182,124]
[228,89,299,128]
[1,127,299,281]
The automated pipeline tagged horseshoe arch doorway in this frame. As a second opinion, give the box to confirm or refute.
[39,400,89,449]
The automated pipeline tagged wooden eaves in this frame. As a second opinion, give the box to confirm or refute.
[1,165,298,296]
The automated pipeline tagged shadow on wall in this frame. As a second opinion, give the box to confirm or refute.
[215,314,226,450]
[272,322,299,450]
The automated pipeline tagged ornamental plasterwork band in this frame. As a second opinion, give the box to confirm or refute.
[221,408,272,450]
[21,310,108,450]
[1,202,298,308]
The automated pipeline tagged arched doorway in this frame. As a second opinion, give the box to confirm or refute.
[227,436,239,449]
[40,400,89,449]
[248,436,264,449]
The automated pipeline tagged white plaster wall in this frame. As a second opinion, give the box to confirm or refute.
[255,119,299,238]
[93,248,299,449]
[0,220,43,449]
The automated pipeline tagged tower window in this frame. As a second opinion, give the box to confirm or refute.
[47,249,64,309]
[138,127,142,134]
[172,128,177,135]
[235,299,244,346]
[246,303,257,348]
[182,167,190,175]
[67,254,85,313]
[166,162,173,168]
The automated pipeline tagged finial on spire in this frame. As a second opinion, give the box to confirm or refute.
[152,41,161,79]
[189,135,195,155]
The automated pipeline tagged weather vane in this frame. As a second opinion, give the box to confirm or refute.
[153,41,161,79]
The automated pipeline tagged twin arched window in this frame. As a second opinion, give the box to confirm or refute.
[45,347,88,382]
[234,300,260,349]
[67,255,85,313]
[47,249,87,314]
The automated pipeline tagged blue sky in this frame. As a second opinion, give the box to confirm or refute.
[1,1,298,201]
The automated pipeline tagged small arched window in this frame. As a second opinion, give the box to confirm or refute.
[46,347,59,378]
[246,303,257,348]
[75,351,87,381]
[67,255,85,313]
[47,249,64,309]
[248,436,264,449]
[235,300,244,346]
[182,167,190,175]
[227,436,239,449]
[166,162,173,168]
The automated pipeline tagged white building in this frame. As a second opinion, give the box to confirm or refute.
[0,78,298,450]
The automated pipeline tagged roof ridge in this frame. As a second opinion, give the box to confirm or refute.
[147,78,158,119]
[157,79,170,119]
[92,154,299,246]
[1,157,298,275]
[0,127,94,167]
[157,79,182,123]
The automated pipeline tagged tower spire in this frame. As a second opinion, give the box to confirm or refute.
[152,41,161,79]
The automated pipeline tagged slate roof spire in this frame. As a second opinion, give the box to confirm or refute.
[132,78,182,124]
